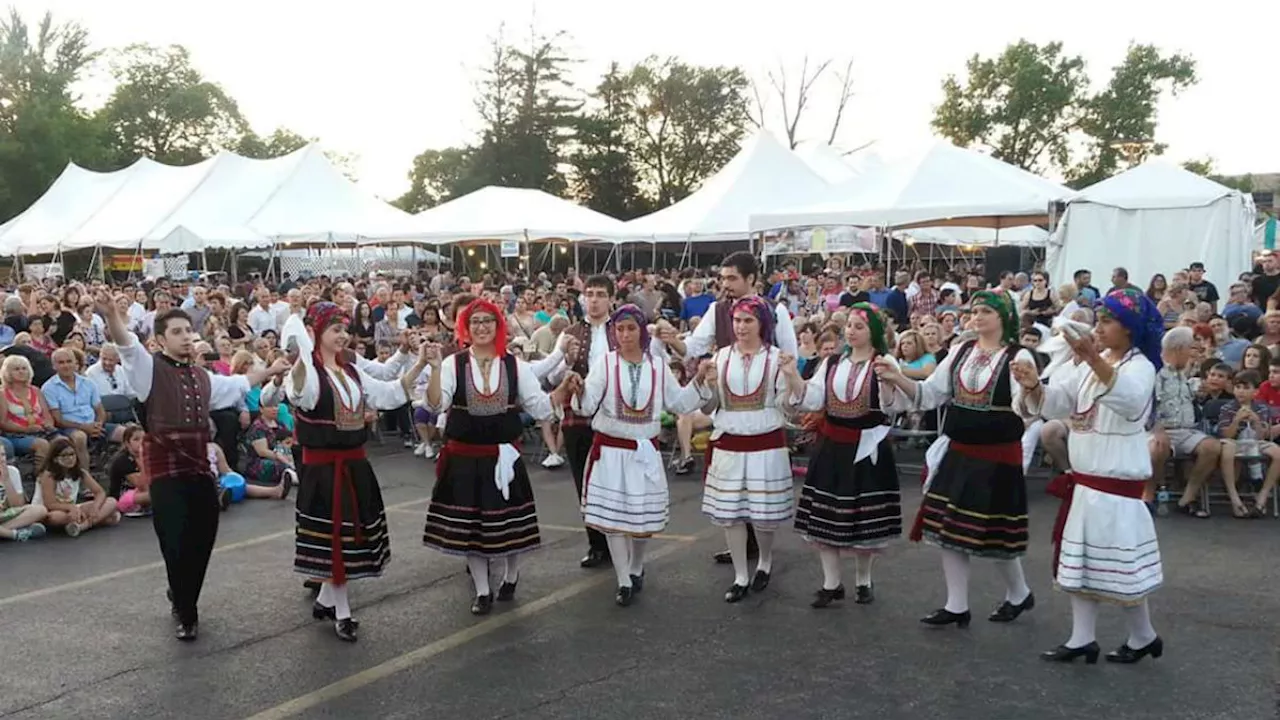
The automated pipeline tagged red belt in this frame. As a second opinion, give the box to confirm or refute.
[585,433,658,497]
[702,428,788,482]
[302,447,368,586]
[1046,472,1144,579]
[908,440,1023,542]
[817,420,863,445]
[436,439,519,482]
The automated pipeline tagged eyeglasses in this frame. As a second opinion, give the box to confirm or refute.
[469,317,497,327]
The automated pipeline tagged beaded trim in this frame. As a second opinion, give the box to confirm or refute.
[464,356,511,417]
[950,342,1009,411]
[721,346,772,412]
[825,356,873,419]
[613,353,657,425]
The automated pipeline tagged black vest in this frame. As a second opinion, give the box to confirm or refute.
[443,351,525,444]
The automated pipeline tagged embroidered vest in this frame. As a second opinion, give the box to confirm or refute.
[717,346,776,412]
[143,354,213,481]
[295,362,368,450]
[443,351,525,444]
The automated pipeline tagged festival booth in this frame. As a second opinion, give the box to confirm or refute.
[623,131,836,266]
[1045,161,1256,291]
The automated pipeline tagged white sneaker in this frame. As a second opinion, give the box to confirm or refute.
[413,442,427,457]
[542,453,565,469]
[422,444,437,460]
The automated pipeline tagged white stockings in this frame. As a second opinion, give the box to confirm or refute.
[940,549,971,613]
[318,581,352,620]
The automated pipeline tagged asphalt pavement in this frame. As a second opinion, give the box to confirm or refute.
[1,447,1277,720]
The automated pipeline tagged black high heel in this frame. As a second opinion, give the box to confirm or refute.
[811,585,846,608]
[497,579,518,602]
[615,585,634,607]
[750,569,771,592]
[920,608,971,628]
[724,583,750,603]
[1105,637,1163,664]
[334,618,358,642]
[471,594,493,615]
[989,592,1035,623]
[1041,642,1100,664]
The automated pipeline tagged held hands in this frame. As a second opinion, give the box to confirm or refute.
[777,352,799,378]
[654,320,678,344]
[697,359,718,389]
[421,341,443,369]
[268,358,292,376]
[1064,330,1099,364]
[563,336,581,366]
[871,356,900,383]
[1010,360,1041,390]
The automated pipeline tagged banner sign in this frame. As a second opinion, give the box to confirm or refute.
[105,254,145,272]
[762,226,878,256]
[500,239,520,258]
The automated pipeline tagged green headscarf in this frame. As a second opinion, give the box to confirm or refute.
[969,289,1018,345]
[845,302,889,355]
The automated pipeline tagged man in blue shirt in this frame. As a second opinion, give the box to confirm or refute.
[679,277,714,326]
[42,348,124,468]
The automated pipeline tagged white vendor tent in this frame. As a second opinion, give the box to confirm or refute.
[361,186,630,245]
[624,131,829,243]
[898,224,1048,247]
[0,145,417,256]
[1045,160,1256,291]
[750,141,1074,232]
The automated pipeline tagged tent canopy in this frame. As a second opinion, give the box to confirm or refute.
[1069,159,1241,210]
[750,141,1075,232]
[898,224,1048,247]
[361,186,629,245]
[624,131,829,244]
[0,145,418,256]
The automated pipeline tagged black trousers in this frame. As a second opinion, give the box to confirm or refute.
[210,408,241,471]
[150,475,220,625]
[562,424,608,554]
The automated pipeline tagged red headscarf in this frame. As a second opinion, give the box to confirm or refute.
[456,298,508,356]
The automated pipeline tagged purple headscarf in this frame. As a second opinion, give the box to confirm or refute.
[608,304,651,353]
[731,296,776,347]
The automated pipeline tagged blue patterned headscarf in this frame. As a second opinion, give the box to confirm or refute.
[1098,288,1164,371]
[607,303,650,353]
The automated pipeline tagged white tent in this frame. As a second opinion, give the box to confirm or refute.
[361,186,629,245]
[624,131,829,243]
[795,143,860,184]
[1045,160,1256,290]
[0,145,417,256]
[898,224,1048,247]
[750,141,1074,232]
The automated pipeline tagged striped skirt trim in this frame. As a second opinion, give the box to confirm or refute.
[423,506,541,558]
[294,511,390,580]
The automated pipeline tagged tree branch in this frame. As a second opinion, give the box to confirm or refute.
[827,58,854,145]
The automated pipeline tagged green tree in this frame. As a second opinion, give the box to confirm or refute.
[1181,157,1255,193]
[393,146,475,212]
[619,56,751,206]
[569,63,650,219]
[1069,44,1197,187]
[234,127,310,158]
[0,9,108,221]
[931,40,1088,174]
[98,43,249,165]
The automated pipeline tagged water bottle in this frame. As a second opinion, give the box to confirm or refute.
[1156,483,1171,516]
[1239,423,1265,483]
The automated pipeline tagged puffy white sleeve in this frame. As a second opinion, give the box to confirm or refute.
[576,352,610,417]
[285,359,322,412]
[529,346,565,382]
[773,302,798,357]
[428,355,459,414]
[357,351,408,381]
[911,348,961,411]
[114,331,155,402]
[1098,355,1156,421]
[259,379,286,407]
[357,367,410,411]
[516,358,555,422]
[646,336,670,362]
[794,358,828,413]
[875,355,910,413]
[209,374,252,410]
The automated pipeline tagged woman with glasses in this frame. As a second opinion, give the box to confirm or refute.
[1019,272,1060,328]
[35,436,119,537]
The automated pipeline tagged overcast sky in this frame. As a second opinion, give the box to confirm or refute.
[14,0,1276,199]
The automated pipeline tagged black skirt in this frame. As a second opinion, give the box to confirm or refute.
[423,453,540,557]
[294,458,390,580]
[795,436,901,549]
[918,448,1028,559]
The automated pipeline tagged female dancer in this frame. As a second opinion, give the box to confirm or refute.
[697,296,805,603]
[874,290,1037,628]
[1022,288,1165,664]
[574,305,704,606]
[280,302,429,642]
[423,298,577,615]
[793,304,902,607]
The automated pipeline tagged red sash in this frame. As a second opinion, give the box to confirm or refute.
[907,440,1022,542]
[584,433,659,495]
[302,446,368,586]
[1046,472,1145,578]
[702,428,788,482]
[817,420,863,445]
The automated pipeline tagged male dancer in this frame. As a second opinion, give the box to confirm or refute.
[663,252,797,563]
[106,300,286,640]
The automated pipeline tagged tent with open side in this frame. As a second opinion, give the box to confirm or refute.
[1045,160,1256,291]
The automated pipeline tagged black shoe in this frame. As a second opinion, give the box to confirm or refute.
[1105,637,1163,664]
[279,472,294,500]
[630,572,645,593]
[471,594,493,616]
[166,589,179,619]
[303,579,322,595]
[811,585,845,608]
[497,579,518,602]
[712,550,733,565]
[724,583,750,603]
[334,618,358,642]
[218,488,232,512]
[312,602,334,621]
[750,569,771,592]
[989,592,1035,623]
[920,608,971,628]
[175,622,198,641]
[1041,642,1101,664]
[854,583,875,605]
[615,585,634,607]
[673,456,694,475]
[580,549,610,569]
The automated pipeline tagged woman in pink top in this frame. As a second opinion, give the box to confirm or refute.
[0,355,55,465]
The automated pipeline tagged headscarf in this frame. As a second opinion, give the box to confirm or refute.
[456,298,508,357]
[845,302,888,355]
[607,304,650,355]
[730,296,776,347]
[304,301,349,334]
[969,289,1018,345]
[1098,288,1164,371]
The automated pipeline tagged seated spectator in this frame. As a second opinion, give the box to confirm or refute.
[1216,370,1280,518]
[108,424,151,518]
[1197,362,1235,433]
[0,354,55,465]
[0,443,47,541]
[26,316,56,356]
[895,329,935,380]
[42,347,125,469]
[84,343,136,401]
[1240,343,1271,374]
[34,436,119,536]
[1258,357,1280,410]
[1221,283,1261,324]
[238,398,297,499]
[1211,314,1251,367]
[1150,327,1220,516]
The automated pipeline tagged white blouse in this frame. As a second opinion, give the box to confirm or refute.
[795,354,905,414]
[578,351,704,440]
[428,353,555,423]
[906,344,1038,412]
[699,345,792,437]
[286,359,409,413]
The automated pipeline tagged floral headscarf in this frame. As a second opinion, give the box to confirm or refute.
[730,296,776,347]
[845,302,888,355]
[1098,288,1164,371]
[607,304,650,355]
[304,301,349,333]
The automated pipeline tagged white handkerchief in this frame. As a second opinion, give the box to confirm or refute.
[633,437,662,469]
[495,443,521,500]
[280,314,314,365]
[922,435,951,492]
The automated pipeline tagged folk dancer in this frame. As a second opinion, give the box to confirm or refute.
[1021,288,1165,664]
[662,251,797,565]
[792,304,903,607]
[873,290,1037,628]
[278,303,430,642]
[105,302,286,641]
[574,305,704,606]
[423,299,577,615]
[695,296,805,603]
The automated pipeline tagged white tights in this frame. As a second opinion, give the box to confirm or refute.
[466,555,522,597]
[817,547,877,590]
[605,535,650,588]
[1065,596,1158,649]
[938,549,1030,613]
[725,524,774,586]
[317,581,352,620]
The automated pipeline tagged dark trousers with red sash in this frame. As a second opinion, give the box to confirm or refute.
[564,424,608,554]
